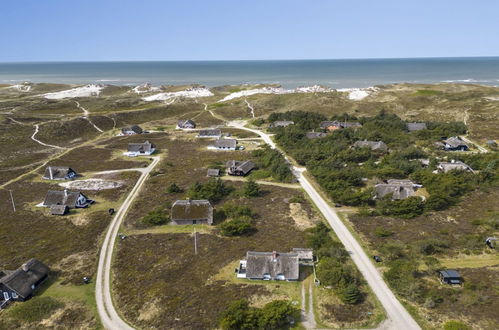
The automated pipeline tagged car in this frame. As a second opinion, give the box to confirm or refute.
[373,255,382,262]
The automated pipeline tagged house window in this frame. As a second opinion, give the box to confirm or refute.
[11,292,18,299]
[193,220,197,225]
[276,274,286,281]
[263,273,271,280]
[3,292,9,300]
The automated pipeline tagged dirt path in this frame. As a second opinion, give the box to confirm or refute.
[301,281,317,329]
[228,121,420,330]
[31,124,66,149]
[95,155,160,330]
[7,117,26,125]
[75,101,103,132]
[203,102,227,121]
[244,99,255,118]
[220,175,300,189]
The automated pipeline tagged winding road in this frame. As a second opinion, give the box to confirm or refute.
[95,156,160,330]
[228,121,420,330]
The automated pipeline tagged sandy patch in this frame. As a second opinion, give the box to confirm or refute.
[39,308,65,327]
[58,178,123,190]
[43,84,104,99]
[6,82,32,92]
[484,96,499,101]
[142,87,213,101]
[337,87,378,101]
[55,251,95,278]
[289,203,316,229]
[219,85,332,102]
[138,299,162,322]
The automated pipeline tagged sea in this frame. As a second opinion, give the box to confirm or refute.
[1,57,499,89]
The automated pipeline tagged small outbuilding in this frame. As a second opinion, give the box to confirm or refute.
[43,189,93,208]
[125,140,156,156]
[0,259,50,302]
[171,199,213,225]
[177,119,196,129]
[121,125,143,135]
[206,168,220,177]
[226,160,255,176]
[439,269,462,285]
[42,166,77,180]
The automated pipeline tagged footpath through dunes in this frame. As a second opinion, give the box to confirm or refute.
[228,121,421,330]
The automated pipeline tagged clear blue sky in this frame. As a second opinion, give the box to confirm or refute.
[1,0,498,61]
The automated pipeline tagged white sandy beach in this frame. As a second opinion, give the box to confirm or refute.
[142,87,214,101]
[219,85,332,102]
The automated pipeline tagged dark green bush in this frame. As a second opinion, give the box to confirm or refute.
[142,208,170,226]
[220,216,255,236]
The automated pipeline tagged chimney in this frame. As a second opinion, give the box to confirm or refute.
[64,189,68,198]
[272,251,278,262]
[451,159,455,163]
[49,166,53,180]
[21,263,29,272]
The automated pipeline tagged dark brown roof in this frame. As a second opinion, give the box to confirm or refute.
[127,140,155,152]
[271,121,295,127]
[375,183,415,200]
[43,190,89,208]
[245,251,299,280]
[0,259,49,299]
[214,138,237,149]
[42,166,77,180]
[171,200,213,223]
[226,160,255,175]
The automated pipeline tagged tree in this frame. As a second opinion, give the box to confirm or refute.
[339,283,362,304]
[219,299,261,330]
[166,183,182,193]
[243,179,261,197]
[260,300,297,329]
[188,179,232,203]
[219,216,255,236]
[142,208,170,226]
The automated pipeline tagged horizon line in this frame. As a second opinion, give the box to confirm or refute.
[1,55,499,64]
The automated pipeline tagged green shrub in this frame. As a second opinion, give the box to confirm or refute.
[8,297,64,323]
[187,179,233,203]
[374,226,394,237]
[443,320,471,330]
[222,202,255,219]
[220,216,255,236]
[166,182,182,193]
[260,300,297,329]
[251,118,265,127]
[142,208,170,226]
[242,179,261,197]
[339,283,362,304]
[289,194,305,203]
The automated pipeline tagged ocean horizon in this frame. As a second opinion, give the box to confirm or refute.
[1,57,499,89]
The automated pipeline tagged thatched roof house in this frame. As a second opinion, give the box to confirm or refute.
[437,161,473,173]
[306,132,327,139]
[211,138,237,150]
[374,180,417,200]
[171,200,213,225]
[42,166,77,180]
[43,189,93,208]
[198,129,222,138]
[270,121,295,128]
[443,137,468,151]
[206,168,220,177]
[0,259,50,301]
[244,251,299,281]
[177,119,196,129]
[125,140,156,156]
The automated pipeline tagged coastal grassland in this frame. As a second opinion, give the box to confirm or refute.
[113,183,312,329]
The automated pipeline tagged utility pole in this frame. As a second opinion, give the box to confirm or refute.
[193,229,198,255]
[9,190,16,212]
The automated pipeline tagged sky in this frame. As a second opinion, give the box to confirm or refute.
[1,0,498,62]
